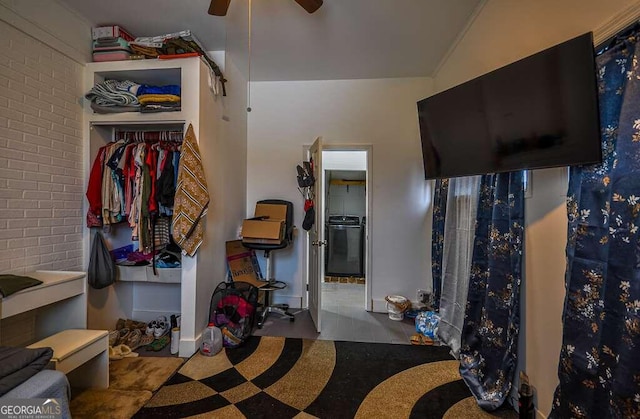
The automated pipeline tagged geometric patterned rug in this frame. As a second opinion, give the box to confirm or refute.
[133,336,516,418]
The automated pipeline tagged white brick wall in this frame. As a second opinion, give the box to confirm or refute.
[0,20,84,273]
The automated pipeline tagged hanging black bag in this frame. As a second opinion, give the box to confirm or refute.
[88,231,117,289]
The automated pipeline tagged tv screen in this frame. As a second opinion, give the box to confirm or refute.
[417,32,601,180]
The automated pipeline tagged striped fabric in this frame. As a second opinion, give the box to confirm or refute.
[171,124,209,256]
[85,79,140,107]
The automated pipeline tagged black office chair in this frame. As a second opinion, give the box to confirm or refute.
[242,199,295,327]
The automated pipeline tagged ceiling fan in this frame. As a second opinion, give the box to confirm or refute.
[208,0,323,16]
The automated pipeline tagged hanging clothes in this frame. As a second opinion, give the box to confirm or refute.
[172,124,209,256]
[101,140,126,225]
[86,145,107,227]
[85,128,183,255]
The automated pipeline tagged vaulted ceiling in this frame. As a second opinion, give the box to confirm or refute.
[58,0,483,81]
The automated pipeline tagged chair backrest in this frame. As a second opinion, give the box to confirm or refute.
[243,199,294,251]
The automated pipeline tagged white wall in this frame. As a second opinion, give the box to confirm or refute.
[247,77,434,309]
[323,150,367,171]
[0,10,87,273]
[194,52,248,342]
[434,0,640,416]
[0,0,92,63]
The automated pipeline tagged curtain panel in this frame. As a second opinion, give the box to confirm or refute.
[438,176,481,357]
[431,178,449,310]
[459,171,525,410]
[551,28,640,419]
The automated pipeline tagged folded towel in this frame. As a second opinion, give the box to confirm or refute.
[137,84,181,97]
[138,94,181,104]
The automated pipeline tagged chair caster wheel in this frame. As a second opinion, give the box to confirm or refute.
[289,318,295,322]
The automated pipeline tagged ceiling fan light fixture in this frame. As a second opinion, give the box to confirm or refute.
[294,0,323,14]
[208,0,231,16]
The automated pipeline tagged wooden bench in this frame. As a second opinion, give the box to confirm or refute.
[28,329,109,389]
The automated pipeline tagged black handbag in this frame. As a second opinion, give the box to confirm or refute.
[87,231,117,289]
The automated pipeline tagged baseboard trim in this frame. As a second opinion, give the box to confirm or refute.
[372,298,388,313]
[132,309,181,323]
[179,336,198,358]
[271,295,302,309]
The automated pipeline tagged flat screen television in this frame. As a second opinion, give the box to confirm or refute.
[417,32,601,180]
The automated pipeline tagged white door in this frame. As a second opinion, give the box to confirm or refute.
[308,136,324,332]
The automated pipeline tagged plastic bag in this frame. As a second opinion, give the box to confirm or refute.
[415,311,440,339]
[88,231,116,289]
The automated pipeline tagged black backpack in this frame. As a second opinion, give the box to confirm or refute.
[88,231,116,289]
[209,281,259,348]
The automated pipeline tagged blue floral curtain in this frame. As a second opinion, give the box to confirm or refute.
[551,28,640,419]
[459,171,525,410]
[432,178,449,310]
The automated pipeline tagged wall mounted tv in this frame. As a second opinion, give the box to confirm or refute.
[417,32,601,180]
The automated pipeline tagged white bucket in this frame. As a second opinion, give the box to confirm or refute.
[386,295,407,321]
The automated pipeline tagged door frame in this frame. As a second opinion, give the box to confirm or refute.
[302,143,373,312]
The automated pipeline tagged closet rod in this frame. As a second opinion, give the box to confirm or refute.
[114,130,184,143]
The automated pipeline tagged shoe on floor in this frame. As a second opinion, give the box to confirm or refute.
[108,330,119,347]
[145,321,157,337]
[153,316,169,338]
[146,335,170,352]
[123,329,142,350]
[109,344,139,360]
[136,334,154,350]
[116,328,131,345]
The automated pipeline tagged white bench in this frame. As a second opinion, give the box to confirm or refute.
[28,329,109,389]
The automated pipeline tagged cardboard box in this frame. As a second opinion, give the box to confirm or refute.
[225,240,265,288]
[241,220,284,244]
[255,203,287,221]
[241,203,288,244]
[92,25,135,41]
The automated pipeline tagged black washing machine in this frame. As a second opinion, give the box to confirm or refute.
[325,216,363,277]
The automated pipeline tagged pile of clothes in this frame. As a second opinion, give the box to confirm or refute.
[137,84,181,113]
[130,29,226,96]
[85,81,181,114]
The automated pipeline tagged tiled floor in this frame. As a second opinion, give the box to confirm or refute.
[254,282,416,344]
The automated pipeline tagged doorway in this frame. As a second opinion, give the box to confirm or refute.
[302,144,373,335]
[320,149,370,335]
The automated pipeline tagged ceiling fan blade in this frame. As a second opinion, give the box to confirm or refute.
[208,0,231,16]
[294,0,323,14]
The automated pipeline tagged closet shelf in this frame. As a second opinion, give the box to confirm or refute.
[88,111,186,125]
[117,266,181,284]
[85,56,201,126]
[330,179,366,186]
[86,59,186,85]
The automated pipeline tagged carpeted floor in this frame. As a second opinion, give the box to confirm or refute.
[70,356,184,419]
[133,336,516,418]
